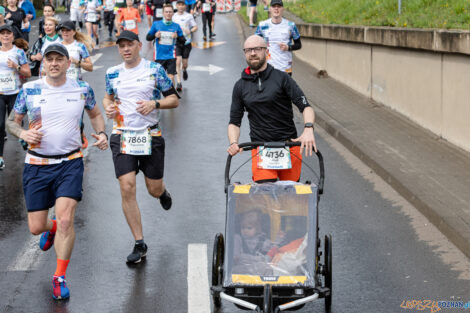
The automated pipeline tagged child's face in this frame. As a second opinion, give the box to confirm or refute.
[241,221,257,238]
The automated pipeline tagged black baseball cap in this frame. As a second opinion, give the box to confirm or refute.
[59,20,76,30]
[176,0,185,4]
[0,24,14,33]
[116,30,140,43]
[44,44,69,58]
[270,0,283,6]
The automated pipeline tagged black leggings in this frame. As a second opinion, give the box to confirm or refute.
[0,94,18,156]
[202,12,213,37]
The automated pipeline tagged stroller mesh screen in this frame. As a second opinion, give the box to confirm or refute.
[223,182,317,287]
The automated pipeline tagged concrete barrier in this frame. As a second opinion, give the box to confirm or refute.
[293,24,470,153]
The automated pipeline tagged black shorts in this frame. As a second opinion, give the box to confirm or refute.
[175,43,192,59]
[110,134,165,179]
[156,58,177,75]
[186,3,196,12]
[249,0,257,6]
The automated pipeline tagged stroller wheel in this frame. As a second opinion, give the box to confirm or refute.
[212,233,224,308]
[263,284,273,313]
[324,235,332,313]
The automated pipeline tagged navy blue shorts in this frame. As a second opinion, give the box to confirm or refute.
[23,158,84,212]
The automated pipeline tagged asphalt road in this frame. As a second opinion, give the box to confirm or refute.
[0,12,469,313]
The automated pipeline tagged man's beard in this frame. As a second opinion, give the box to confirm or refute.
[247,54,266,71]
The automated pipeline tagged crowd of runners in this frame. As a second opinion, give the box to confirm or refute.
[1,0,309,302]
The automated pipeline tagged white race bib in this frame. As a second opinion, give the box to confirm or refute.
[87,12,97,22]
[257,147,292,170]
[124,19,136,30]
[202,3,211,12]
[120,129,151,155]
[159,31,174,45]
[155,8,163,17]
[0,72,17,93]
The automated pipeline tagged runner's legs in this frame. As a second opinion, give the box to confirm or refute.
[27,210,52,235]
[176,55,182,83]
[144,176,165,198]
[54,197,78,260]
[118,171,143,240]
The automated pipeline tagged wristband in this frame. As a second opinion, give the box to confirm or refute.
[230,142,238,146]
[98,131,108,140]
[155,100,160,109]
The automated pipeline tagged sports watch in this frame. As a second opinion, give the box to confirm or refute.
[304,123,314,129]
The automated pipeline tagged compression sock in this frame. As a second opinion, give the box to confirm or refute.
[54,259,70,277]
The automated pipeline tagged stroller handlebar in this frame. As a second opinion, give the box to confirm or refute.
[224,141,325,194]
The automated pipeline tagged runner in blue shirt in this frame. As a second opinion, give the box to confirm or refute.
[146,3,184,86]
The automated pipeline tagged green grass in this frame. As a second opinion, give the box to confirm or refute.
[283,0,470,30]
[238,3,269,26]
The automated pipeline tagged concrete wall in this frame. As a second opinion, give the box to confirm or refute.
[294,38,470,153]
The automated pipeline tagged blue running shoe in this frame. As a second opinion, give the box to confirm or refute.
[52,276,70,300]
[39,218,56,251]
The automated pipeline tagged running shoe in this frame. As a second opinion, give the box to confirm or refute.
[52,275,70,300]
[176,83,182,92]
[183,69,188,81]
[159,189,172,211]
[210,33,216,38]
[0,158,4,170]
[127,243,148,263]
[39,217,56,251]
[96,37,99,45]
[203,35,207,41]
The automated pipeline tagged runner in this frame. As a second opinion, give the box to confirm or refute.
[228,35,316,182]
[60,21,93,81]
[84,0,103,45]
[172,0,197,91]
[146,4,184,87]
[143,0,152,27]
[197,0,215,40]
[6,43,108,300]
[185,0,196,15]
[103,0,115,39]
[254,0,301,76]
[117,0,141,35]
[103,31,179,263]
[30,17,62,77]
[113,0,126,35]
[38,3,56,38]
[70,0,84,29]
[0,24,30,169]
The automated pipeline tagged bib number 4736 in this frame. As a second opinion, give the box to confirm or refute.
[257,147,292,170]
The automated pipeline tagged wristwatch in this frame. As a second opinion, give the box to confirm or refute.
[16,65,21,71]
[304,123,314,129]
[155,100,160,109]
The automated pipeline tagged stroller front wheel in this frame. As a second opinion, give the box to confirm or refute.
[212,233,224,308]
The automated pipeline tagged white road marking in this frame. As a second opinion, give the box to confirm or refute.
[7,236,41,271]
[188,244,211,313]
[187,64,224,75]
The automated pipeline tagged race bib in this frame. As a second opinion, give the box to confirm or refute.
[202,3,211,12]
[124,19,136,30]
[66,67,80,80]
[159,31,174,45]
[120,129,151,155]
[257,147,292,170]
[0,72,17,93]
[155,8,163,17]
[87,12,97,22]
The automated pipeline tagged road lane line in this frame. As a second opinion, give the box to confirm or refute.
[7,236,41,271]
[188,244,211,313]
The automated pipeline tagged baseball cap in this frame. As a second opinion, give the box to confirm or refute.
[116,30,140,43]
[59,20,76,30]
[44,43,69,58]
[270,0,283,6]
[176,0,185,4]
[0,24,14,33]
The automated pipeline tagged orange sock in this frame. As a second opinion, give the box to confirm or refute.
[54,259,70,277]
[50,219,57,234]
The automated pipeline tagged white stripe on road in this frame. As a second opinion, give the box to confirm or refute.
[7,236,42,271]
[188,244,211,313]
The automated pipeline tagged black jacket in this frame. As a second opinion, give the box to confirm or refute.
[230,64,311,142]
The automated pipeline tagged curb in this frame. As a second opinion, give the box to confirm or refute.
[234,12,470,259]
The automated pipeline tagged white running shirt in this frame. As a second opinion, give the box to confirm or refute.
[255,18,301,73]
[0,46,28,95]
[172,12,197,44]
[105,59,173,134]
[14,77,96,165]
